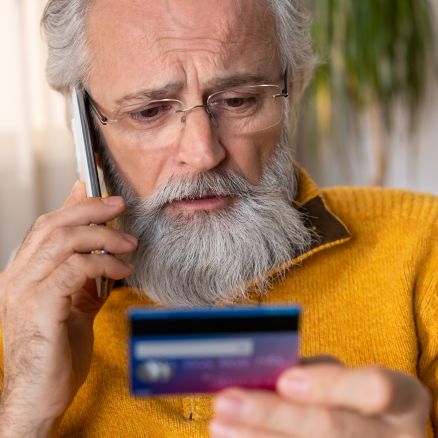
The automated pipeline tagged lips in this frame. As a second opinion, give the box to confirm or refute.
[167,195,233,212]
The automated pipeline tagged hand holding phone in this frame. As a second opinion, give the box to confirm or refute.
[71,87,110,298]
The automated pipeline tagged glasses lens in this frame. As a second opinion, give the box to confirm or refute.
[115,100,184,149]
[122,100,182,130]
[208,85,285,133]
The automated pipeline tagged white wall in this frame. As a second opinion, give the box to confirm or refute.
[0,0,75,269]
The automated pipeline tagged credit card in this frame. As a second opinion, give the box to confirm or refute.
[128,305,300,396]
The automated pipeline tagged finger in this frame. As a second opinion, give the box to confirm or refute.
[11,196,126,269]
[213,388,391,438]
[13,181,86,262]
[13,181,87,262]
[210,418,389,438]
[10,223,137,286]
[214,388,299,435]
[63,180,87,207]
[65,225,138,255]
[24,225,136,284]
[41,253,133,301]
[277,363,431,417]
[209,419,286,438]
[37,195,125,230]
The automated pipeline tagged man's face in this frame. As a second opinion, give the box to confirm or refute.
[83,0,310,306]
[86,0,283,216]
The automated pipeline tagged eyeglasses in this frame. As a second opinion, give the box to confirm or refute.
[86,70,288,147]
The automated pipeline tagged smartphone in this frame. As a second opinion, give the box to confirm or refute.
[71,87,109,299]
[128,305,300,396]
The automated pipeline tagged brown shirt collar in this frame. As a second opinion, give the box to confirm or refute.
[262,164,351,281]
[295,165,351,252]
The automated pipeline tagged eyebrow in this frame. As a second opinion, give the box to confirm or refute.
[209,73,268,91]
[114,73,270,109]
[115,82,184,108]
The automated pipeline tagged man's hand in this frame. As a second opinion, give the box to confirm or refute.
[0,181,137,437]
[210,360,431,438]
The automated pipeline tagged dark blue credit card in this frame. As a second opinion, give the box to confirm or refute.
[128,305,300,396]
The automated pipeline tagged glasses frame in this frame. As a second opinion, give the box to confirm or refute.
[85,68,289,128]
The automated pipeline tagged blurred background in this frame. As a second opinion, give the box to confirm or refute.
[1,0,438,269]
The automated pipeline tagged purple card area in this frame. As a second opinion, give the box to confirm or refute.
[130,332,299,396]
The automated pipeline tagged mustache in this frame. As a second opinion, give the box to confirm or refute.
[134,170,272,210]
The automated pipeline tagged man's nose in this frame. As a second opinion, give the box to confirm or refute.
[175,107,226,172]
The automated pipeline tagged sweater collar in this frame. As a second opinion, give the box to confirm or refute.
[261,164,351,280]
[294,164,351,254]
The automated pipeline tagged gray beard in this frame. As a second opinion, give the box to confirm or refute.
[102,135,311,307]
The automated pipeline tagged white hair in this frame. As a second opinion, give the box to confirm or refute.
[41,0,315,98]
[108,134,311,306]
[41,0,91,93]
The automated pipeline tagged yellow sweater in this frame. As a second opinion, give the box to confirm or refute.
[2,169,438,437]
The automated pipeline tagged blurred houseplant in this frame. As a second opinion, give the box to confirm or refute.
[298,0,437,185]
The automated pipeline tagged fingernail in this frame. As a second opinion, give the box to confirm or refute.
[214,392,244,419]
[101,196,123,206]
[279,372,310,396]
[122,233,138,245]
[209,420,235,438]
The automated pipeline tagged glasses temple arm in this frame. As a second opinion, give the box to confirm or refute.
[84,91,109,125]
[281,68,289,97]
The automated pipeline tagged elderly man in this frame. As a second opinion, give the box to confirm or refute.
[0,0,436,436]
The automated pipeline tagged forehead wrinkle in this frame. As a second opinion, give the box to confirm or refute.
[160,0,260,66]
[164,0,243,33]
[156,36,228,70]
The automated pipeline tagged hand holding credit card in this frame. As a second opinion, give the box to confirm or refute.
[129,305,300,396]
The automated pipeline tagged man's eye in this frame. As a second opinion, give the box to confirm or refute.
[214,94,259,111]
[130,103,173,123]
[223,97,255,108]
